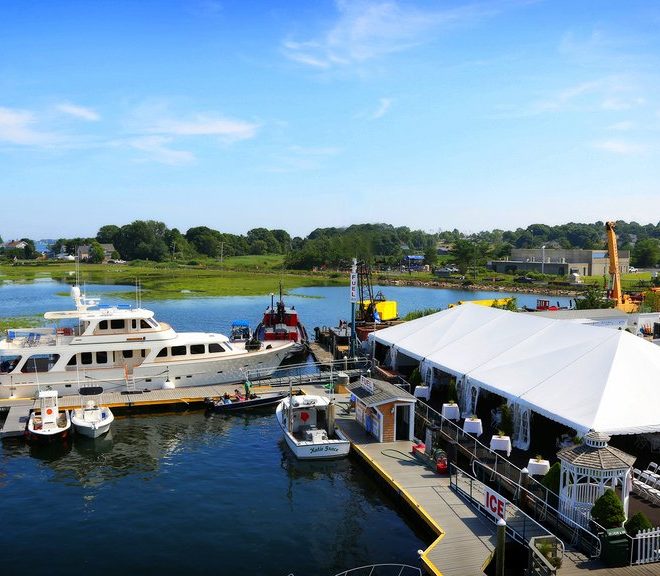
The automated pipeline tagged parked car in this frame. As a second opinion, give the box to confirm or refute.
[628,266,638,273]
[514,276,534,284]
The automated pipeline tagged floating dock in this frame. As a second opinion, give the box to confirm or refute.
[334,414,657,576]
[0,368,367,438]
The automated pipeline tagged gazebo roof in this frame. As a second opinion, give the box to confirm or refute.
[557,431,636,470]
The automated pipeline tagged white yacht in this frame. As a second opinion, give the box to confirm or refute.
[0,286,294,399]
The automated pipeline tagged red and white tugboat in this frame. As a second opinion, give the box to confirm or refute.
[26,390,71,443]
[255,289,309,359]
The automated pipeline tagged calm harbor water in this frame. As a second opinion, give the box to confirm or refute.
[0,279,572,575]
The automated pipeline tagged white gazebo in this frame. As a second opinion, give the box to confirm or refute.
[557,431,636,528]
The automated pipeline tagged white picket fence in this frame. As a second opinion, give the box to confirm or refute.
[633,527,660,565]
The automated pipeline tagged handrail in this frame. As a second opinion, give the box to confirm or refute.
[333,564,422,576]
[471,460,601,558]
[414,401,558,504]
[414,402,603,558]
[450,464,564,553]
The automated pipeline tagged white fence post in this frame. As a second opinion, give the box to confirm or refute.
[634,527,660,565]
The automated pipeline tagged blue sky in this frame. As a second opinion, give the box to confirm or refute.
[1,0,659,241]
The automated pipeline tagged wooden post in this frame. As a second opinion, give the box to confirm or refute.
[496,518,506,576]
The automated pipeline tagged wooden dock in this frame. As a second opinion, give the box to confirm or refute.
[335,415,659,576]
[336,417,495,576]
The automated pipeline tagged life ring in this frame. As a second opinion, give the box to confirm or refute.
[46,408,53,416]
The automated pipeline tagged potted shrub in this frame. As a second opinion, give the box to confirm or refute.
[624,511,652,536]
[447,380,458,403]
[591,489,625,529]
[499,403,513,437]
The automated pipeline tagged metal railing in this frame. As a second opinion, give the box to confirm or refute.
[331,564,422,576]
[528,536,562,576]
[414,402,603,558]
[244,357,371,386]
[450,464,563,550]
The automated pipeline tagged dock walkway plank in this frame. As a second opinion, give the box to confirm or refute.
[336,417,495,576]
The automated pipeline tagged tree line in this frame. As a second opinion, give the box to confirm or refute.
[1,220,659,268]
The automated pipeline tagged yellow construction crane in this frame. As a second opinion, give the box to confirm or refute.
[605,221,638,312]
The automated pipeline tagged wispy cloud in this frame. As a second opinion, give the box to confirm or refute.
[128,136,195,165]
[147,114,259,142]
[266,144,340,172]
[606,121,635,131]
[0,106,59,146]
[56,102,100,121]
[592,139,646,155]
[601,96,645,111]
[282,0,497,69]
[370,97,392,119]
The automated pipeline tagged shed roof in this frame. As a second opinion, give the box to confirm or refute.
[346,377,416,408]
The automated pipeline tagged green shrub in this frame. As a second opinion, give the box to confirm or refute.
[447,380,458,403]
[591,489,625,529]
[409,367,422,387]
[624,511,652,536]
[541,462,560,495]
[499,403,513,436]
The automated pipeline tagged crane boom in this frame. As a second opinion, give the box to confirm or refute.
[605,221,637,312]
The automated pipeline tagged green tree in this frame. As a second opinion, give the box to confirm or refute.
[96,225,120,244]
[632,238,660,268]
[541,462,561,495]
[114,220,170,261]
[591,489,625,529]
[424,244,438,267]
[88,242,105,263]
[573,286,614,310]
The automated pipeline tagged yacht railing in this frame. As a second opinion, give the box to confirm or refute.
[332,564,422,576]
[244,357,371,386]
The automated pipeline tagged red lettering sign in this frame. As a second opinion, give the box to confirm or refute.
[484,487,507,519]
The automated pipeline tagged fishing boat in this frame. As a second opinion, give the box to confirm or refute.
[0,285,295,399]
[205,389,288,412]
[71,387,114,438]
[276,394,350,460]
[25,390,71,443]
[255,290,309,358]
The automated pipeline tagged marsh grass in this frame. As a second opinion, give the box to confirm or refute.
[1,261,346,299]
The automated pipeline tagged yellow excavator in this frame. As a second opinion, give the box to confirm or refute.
[605,221,638,312]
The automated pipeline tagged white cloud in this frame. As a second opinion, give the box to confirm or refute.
[266,144,340,172]
[128,136,195,165]
[282,0,494,69]
[606,121,635,131]
[370,97,392,119]
[56,102,100,121]
[0,106,58,146]
[146,114,259,142]
[601,97,645,111]
[592,139,646,155]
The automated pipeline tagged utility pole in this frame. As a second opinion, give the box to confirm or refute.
[220,241,224,267]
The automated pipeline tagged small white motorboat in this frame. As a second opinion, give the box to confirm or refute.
[71,398,114,438]
[276,394,350,460]
[26,390,71,443]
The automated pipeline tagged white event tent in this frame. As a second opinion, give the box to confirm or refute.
[370,304,660,444]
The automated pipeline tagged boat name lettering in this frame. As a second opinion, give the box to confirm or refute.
[310,445,339,453]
